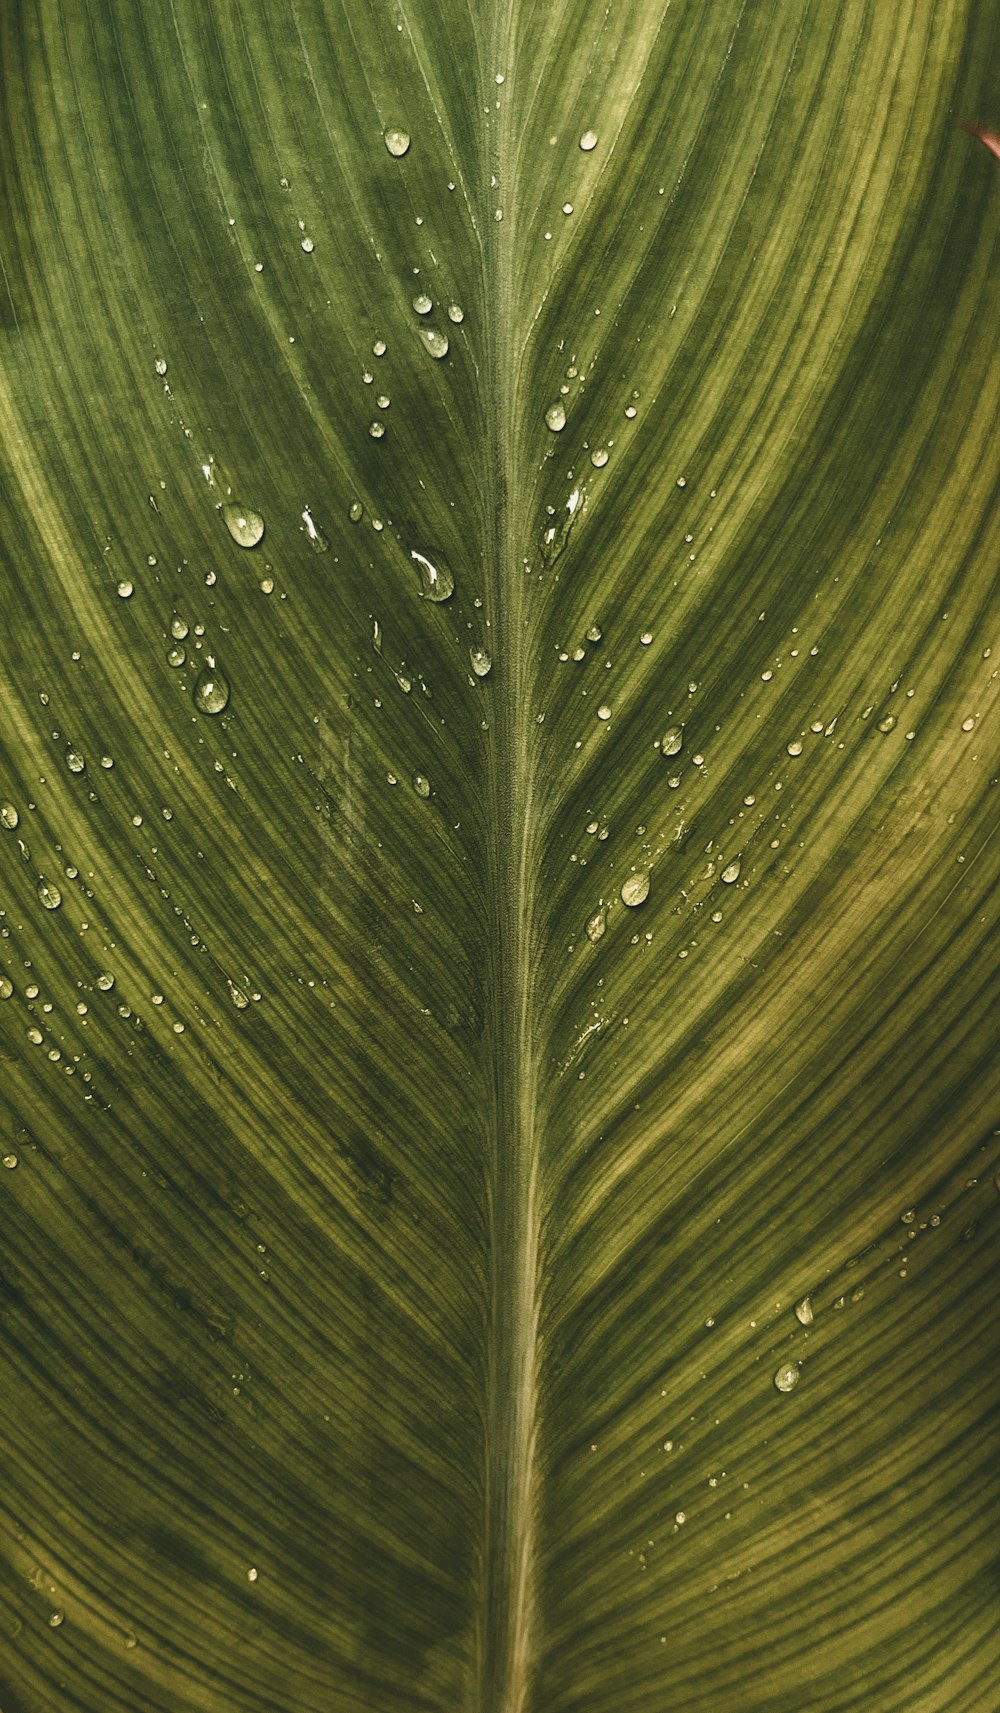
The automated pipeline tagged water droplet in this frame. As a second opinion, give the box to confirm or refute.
[37,879,62,910]
[301,237,314,253]
[96,972,115,992]
[470,646,492,677]
[65,748,85,774]
[621,872,649,907]
[117,580,133,599]
[369,420,386,439]
[49,1610,64,1629]
[1,803,19,830]
[661,725,682,757]
[409,548,454,602]
[562,202,573,216]
[0,979,12,1001]
[154,357,168,376]
[2,1152,16,1167]
[384,127,411,157]
[794,1296,814,1326]
[961,715,975,732]
[170,615,189,640]
[447,303,465,323]
[674,1511,686,1526]
[222,503,265,548]
[579,129,598,151]
[228,980,250,1010]
[774,1362,800,1394]
[412,773,431,798]
[586,906,607,943]
[167,645,186,668]
[545,401,566,432]
[590,448,609,468]
[597,704,611,721]
[878,714,897,734]
[301,508,329,552]
[787,740,803,757]
[721,859,741,884]
[246,1566,258,1583]
[412,292,433,314]
[419,327,449,359]
[193,660,230,716]
[349,501,364,522]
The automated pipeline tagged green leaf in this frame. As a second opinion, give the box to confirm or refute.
[1,2,998,1710]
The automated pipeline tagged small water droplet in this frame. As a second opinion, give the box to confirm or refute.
[2,1151,16,1167]
[409,548,454,602]
[586,906,607,943]
[774,1362,800,1394]
[65,748,85,774]
[787,740,803,757]
[193,660,230,716]
[349,501,364,522]
[96,972,115,992]
[222,503,265,548]
[167,645,186,668]
[384,127,411,157]
[1,802,19,830]
[412,773,431,798]
[170,615,189,640]
[246,1566,258,1583]
[369,420,386,439]
[301,237,314,253]
[154,357,168,376]
[419,327,449,359]
[117,580,133,599]
[562,202,573,216]
[674,1511,686,1526]
[470,646,492,677]
[621,872,649,907]
[228,980,250,1010]
[545,401,566,432]
[794,1296,813,1326]
[49,1610,64,1629]
[661,726,682,757]
[597,704,611,721]
[412,292,433,314]
[579,129,598,151]
[301,508,329,552]
[878,714,897,734]
[0,979,12,1001]
[37,879,62,910]
[590,448,609,468]
[721,859,741,884]
[447,303,465,323]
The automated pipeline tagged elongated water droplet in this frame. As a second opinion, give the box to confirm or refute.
[193,660,230,715]
[349,501,364,522]
[661,726,682,757]
[621,872,649,907]
[301,508,329,552]
[412,772,431,798]
[419,327,449,359]
[0,978,13,1000]
[228,979,250,1010]
[878,713,896,734]
[1,802,19,830]
[774,1362,800,1394]
[794,1296,814,1326]
[222,503,265,548]
[470,645,492,677]
[37,878,62,910]
[412,292,432,315]
[167,645,186,668]
[447,303,465,323]
[721,859,741,884]
[301,236,314,253]
[545,401,566,432]
[384,127,410,157]
[580,129,598,151]
[586,906,607,943]
[410,548,454,602]
[155,357,168,376]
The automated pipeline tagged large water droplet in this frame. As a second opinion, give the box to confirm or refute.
[774,1362,800,1394]
[410,548,454,602]
[193,660,230,715]
[545,401,567,432]
[1,802,19,830]
[721,859,741,884]
[661,726,683,757]
[167,645,186,668]
[412,292,432,315]
[877,713,897,734]
[170,615,189,640]
[228,979,250,1010]
[621,872,649,907]
[222,503,265,548]
[0,978,13,1000]
[586,906,607,943]
[301,508,329,552]
[579,130,598,151]
[419,327,449,359]
[470,646,492,678]
[96,972,115,992]
[37,878,62,910]
[412,772,431,798]
[384,127,411,157]
[794,1296,814,1326]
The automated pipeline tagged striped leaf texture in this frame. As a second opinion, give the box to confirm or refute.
[1,1,998,1709]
